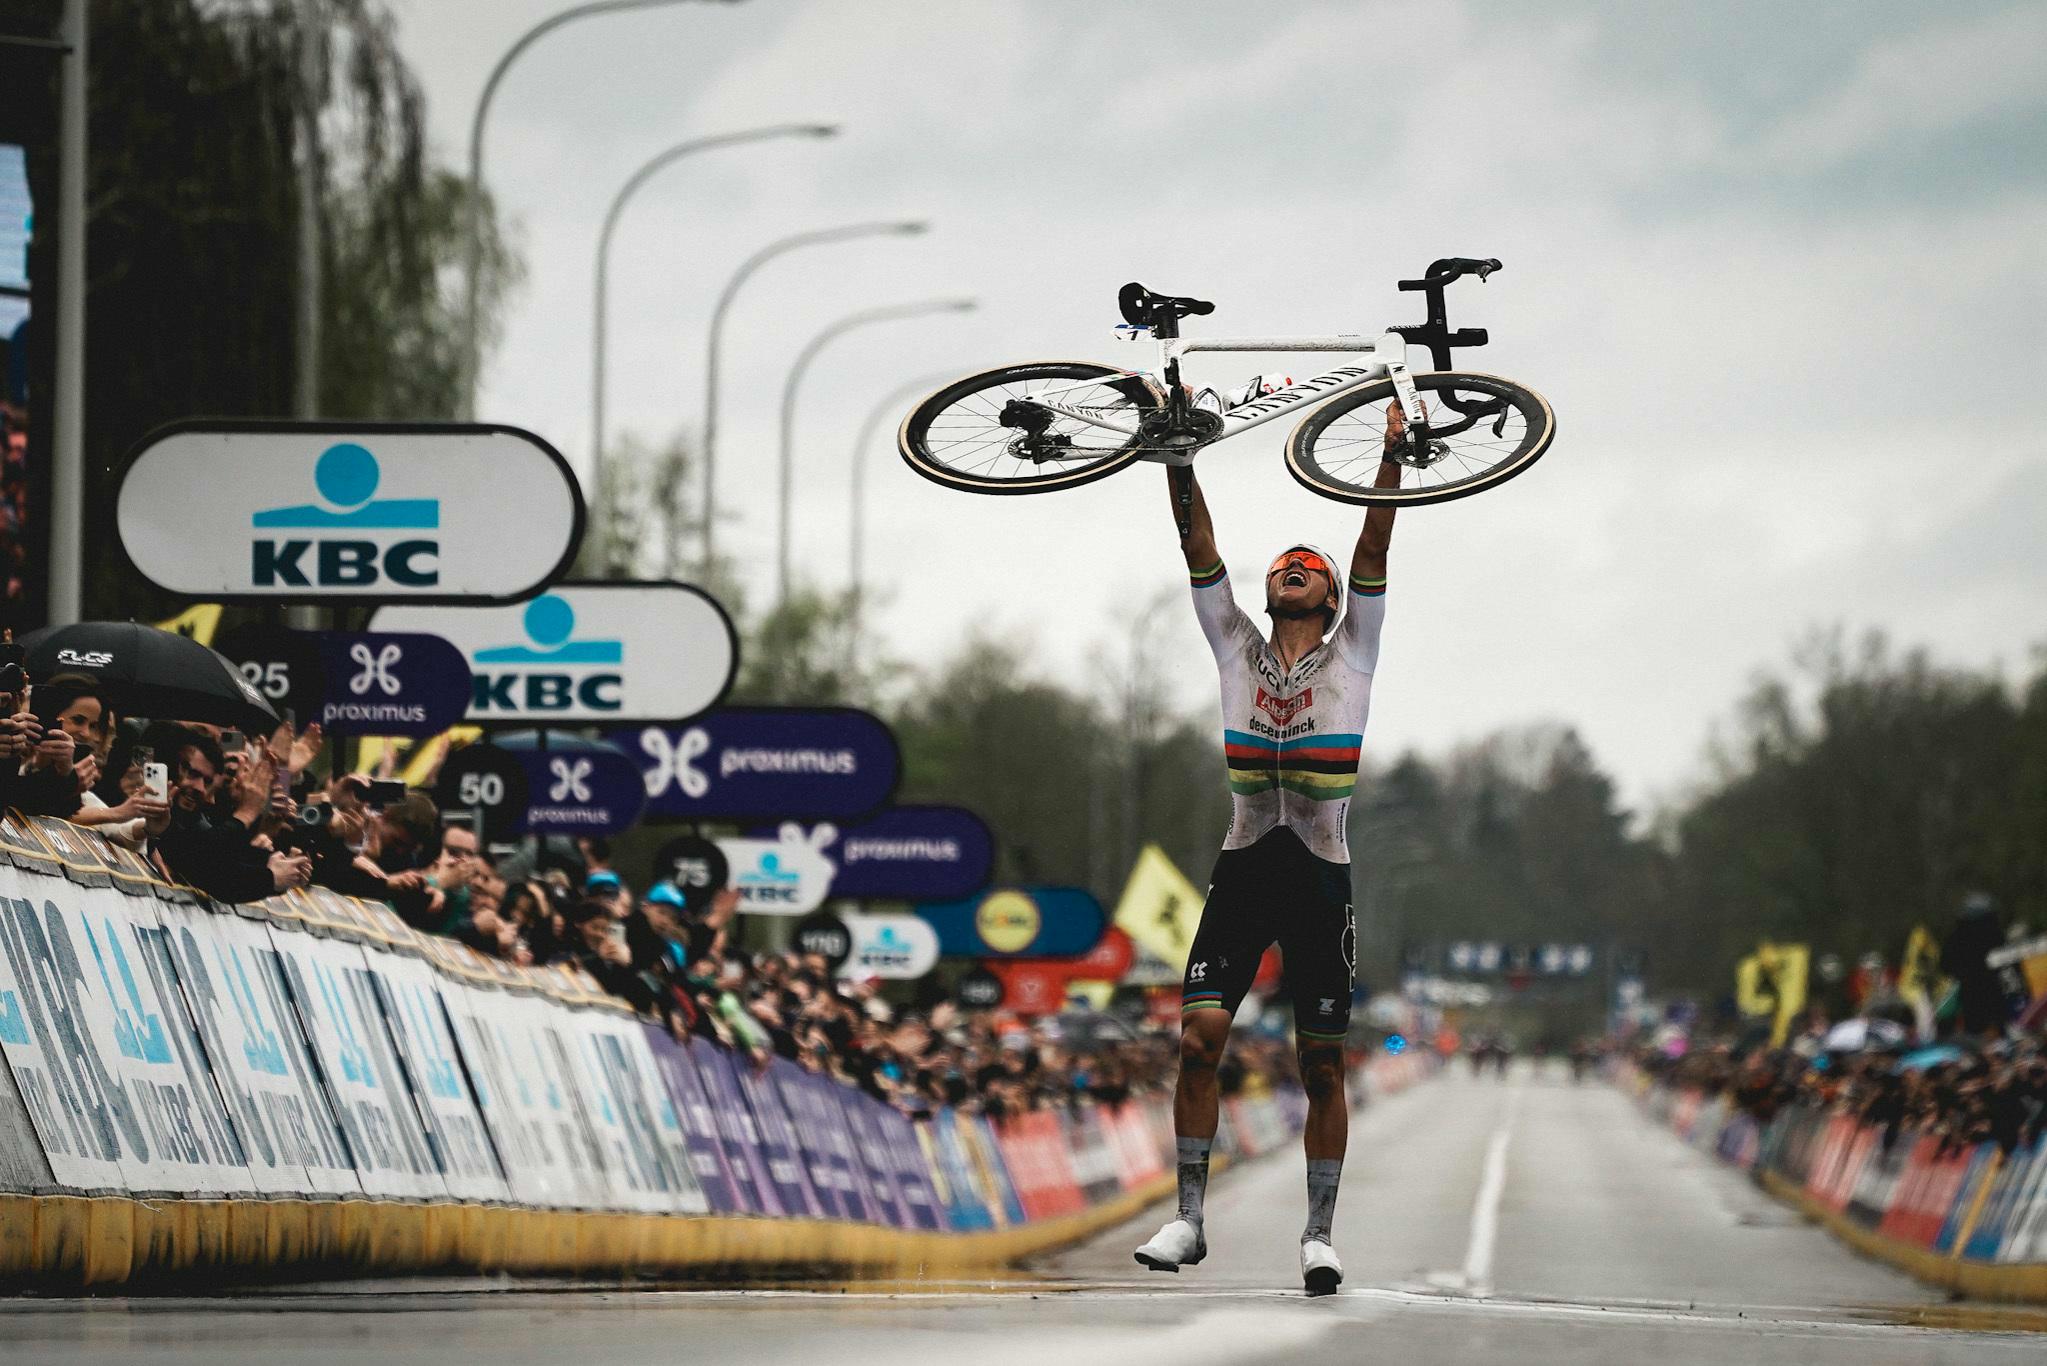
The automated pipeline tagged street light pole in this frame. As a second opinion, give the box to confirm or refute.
[589,122,835,534]
[47,0,86,626]
[700,220,925,575]
[776,300,974,609]
[460,0,736,419]
[846,371,954,666]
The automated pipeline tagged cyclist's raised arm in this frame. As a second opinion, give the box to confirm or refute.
[1173,467,1252,659]
[1170,466,1220,572]
[1340,406,1406,671]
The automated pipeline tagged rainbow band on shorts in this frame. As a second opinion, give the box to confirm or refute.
[1182,992,1226,1014]
[1296,1026,1349,1043]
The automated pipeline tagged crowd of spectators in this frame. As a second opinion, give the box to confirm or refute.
[0,698,1300,1118]
[1634,1027,2047,1156]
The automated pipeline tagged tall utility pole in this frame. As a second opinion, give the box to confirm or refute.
[588,123,834,529]
[46,0,86,626]
[288,4,322,634]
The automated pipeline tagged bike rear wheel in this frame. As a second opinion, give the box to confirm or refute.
[900,362,1162,495]
[1286,372,1555,506]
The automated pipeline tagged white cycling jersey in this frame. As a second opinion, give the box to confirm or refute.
[1189,548,1385,864]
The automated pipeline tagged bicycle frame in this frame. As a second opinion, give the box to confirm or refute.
[1021,330,1426,464]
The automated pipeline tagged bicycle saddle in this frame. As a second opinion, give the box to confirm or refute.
[1119,282,1215,329]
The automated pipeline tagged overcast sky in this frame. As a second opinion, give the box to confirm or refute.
[391,0,2047,813]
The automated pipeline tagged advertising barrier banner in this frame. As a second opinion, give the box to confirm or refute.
[563,1010,707,1215]
[439,981,594,1209]
[619,706,899,822]
[640,1025,748,1215]
[265,926,447,1200]
[0,876,252,1193]
[152,902,361,1195]
[363,950,509,1202]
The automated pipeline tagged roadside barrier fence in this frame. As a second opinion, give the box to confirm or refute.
[0,813,1409,1287]
[1624,1065,2047,1301]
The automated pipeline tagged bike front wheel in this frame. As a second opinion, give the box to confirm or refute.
[1286,372,1555,506]
[900,362,1163,495]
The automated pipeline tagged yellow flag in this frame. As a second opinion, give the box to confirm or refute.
[153,603,222,646]
[1735,941,1810,1045]
[1769,943,1809,1046]
[1113,843,1204,971]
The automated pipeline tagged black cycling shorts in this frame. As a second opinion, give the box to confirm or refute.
[1180,827,1356,1044]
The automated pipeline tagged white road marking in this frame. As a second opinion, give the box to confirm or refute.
[821,1304,1349,1366]
[1457,1086,1521,1298]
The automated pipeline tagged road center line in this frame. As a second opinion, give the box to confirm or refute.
[1460,1088,1520,1298]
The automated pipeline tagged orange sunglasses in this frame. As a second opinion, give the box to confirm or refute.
[1267,549,1332,580]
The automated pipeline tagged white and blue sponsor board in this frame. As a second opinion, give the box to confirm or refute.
[617,706,899,822]
[375,581,737,725]
[438,982,610,1209]
[716,825,838,917]
[263,927,448,1200]
[746,806,993,902]
[838,912,941,981]
[152,902,361,1195]
[0,870,256,1192]
[115,422,584,603]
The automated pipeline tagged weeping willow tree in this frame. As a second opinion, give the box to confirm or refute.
[5,0,520,620]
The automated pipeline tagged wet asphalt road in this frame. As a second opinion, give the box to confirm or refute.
[5,1066,2041,1365]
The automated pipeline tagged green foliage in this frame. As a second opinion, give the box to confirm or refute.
[11,0,518,619]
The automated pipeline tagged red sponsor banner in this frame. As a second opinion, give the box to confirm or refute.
[1070,927,1135,982]
[995,1111,1086,1220]
[990,960,1071,1015]
[1252,945,1283,993]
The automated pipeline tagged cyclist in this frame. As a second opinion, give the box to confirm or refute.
[1134,402,1409,1295]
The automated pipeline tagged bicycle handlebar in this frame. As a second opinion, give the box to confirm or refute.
[1398,257,1503,291]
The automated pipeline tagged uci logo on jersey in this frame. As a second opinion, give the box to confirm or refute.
[469,595,624,713]
[250,443,440,588]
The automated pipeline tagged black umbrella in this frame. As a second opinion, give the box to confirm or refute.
[19,621,281,730]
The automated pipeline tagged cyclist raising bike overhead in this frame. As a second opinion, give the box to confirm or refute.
[1134,400,1412,1296]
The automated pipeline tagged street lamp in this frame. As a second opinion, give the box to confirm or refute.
[700,220,926,573]
[460,0,738,418]
[590,123,836,523]
[776,300,976,609]
[846,371,957,665]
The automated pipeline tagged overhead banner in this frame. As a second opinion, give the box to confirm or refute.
[618,706,899,822]
[217,625,472,738]
[916,887,1107,959]
[838,912,940,981]
[716,825,839,917]
[115,421,584,603]
[749,807,993,902]
[376,581,736,725]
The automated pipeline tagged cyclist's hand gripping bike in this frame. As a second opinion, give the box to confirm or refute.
[899,256,1555,507]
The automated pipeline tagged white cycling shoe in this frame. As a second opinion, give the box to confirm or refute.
[1134,1218,1207,1272]
[1300,1238,1343,1295]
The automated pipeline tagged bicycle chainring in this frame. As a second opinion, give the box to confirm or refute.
[1138,408,1223,451]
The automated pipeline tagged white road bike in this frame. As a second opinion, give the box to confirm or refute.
[899,257,1554,506]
